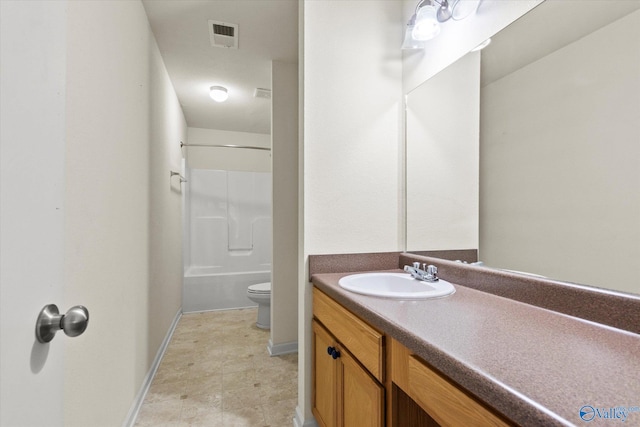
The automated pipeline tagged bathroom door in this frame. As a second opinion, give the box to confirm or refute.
[0,1,67,425]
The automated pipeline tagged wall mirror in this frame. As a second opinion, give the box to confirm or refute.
[406,0,640,295]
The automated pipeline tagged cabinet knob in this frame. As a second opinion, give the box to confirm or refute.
[331,348,340,360]
[327,346,334,355]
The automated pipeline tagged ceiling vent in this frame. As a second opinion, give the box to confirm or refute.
[254,88,272,100]
[208,20,238,49]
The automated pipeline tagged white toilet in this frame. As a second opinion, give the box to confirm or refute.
[246,282,271,329]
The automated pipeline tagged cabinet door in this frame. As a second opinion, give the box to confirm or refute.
[313,320,337,427]
[340,347,384,427]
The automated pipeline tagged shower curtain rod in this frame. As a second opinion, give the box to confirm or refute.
[180,142,271,152]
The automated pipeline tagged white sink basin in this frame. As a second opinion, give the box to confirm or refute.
[338,272,455,299]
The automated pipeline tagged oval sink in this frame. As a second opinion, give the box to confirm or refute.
[338,272,455,299]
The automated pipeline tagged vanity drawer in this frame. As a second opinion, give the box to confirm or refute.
[313,287,384,382]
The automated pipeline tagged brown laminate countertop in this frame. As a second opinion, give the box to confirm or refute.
[312,270,640,426]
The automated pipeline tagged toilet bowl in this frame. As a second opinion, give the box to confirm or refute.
[246,282,271,329]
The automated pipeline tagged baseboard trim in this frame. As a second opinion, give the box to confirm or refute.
[267,339,298,356]
[121,308,182,427]
[293,406,318,427]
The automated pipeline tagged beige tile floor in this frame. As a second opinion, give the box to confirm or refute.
[135,308,298,427]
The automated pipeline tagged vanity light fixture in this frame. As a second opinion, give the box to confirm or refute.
[451,0,481,20]
[412,3,441,41]
[402,0,481,49]
[209,85,228,102]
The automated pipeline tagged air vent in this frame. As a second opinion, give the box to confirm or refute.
[208,20,238,49]
[254,88,272,100]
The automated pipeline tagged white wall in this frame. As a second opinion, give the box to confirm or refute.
[187,170,272,270]
[406,52,480,251]
[480,11,640,294]
[63,1,185,425]
[402,0,543,93]
[148,22,188,366]
[298,0,403,423]
[304,2,404,255]
[271,60,299,352]
[186,127,271,172]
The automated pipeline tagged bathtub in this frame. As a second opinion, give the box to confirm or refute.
[183,266,271,313]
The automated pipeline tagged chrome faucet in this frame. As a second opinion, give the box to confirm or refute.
[404,262,439,282]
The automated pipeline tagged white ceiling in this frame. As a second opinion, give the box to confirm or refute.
[142,0,298,135]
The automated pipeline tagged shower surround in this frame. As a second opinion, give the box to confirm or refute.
[183,169,272,312]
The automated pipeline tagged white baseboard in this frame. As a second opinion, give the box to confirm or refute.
[121,308,182,427]
[293,406,318,427]
[267,338,298,356]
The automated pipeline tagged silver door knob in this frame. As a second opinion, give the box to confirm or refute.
[35,304,89,343]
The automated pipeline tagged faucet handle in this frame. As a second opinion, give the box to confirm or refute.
[426,265,438,281]
[413,262,421,269]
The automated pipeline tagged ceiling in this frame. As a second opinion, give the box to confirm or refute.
[142,0,298,135]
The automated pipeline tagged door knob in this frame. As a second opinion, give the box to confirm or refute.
[35,304,89,343]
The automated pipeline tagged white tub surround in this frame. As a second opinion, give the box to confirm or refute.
[183,169,272,312]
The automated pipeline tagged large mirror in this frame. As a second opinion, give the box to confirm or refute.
[406,0,640,295]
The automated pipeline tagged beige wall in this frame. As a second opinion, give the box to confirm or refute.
[480,11,640,294]
[148,20,188,366]
[298,0,404,423]
[186,127,271,172]
[63,1,185,425]
[271,60,299,351]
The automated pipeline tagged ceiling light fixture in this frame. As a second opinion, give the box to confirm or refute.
[209,85,228,102]
[402,0,480,49]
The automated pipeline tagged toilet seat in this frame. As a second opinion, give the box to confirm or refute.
[248,282,271,294]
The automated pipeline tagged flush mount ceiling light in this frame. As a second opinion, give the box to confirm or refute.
[209,85,228,102]
[402,0,481,49]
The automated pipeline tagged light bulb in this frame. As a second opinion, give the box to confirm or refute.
[412,5,440,41]
[209,86,228,102]
[451,0,480,20]
[402,24,426,49]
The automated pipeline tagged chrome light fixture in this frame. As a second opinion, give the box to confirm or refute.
[412,3,441,41]
[209,85,229,102]
[402,0,480,49]
[451,0,482,20]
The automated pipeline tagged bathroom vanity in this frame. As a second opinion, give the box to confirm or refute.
[312,286,510,426]
[310,253,640,426]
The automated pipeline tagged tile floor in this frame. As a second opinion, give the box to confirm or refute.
[134,308,298,427]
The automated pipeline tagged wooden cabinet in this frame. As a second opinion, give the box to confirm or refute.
[312,289,384,427]
[390,338,512,427]
[313,320,338,427]
[312,286,512,427]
